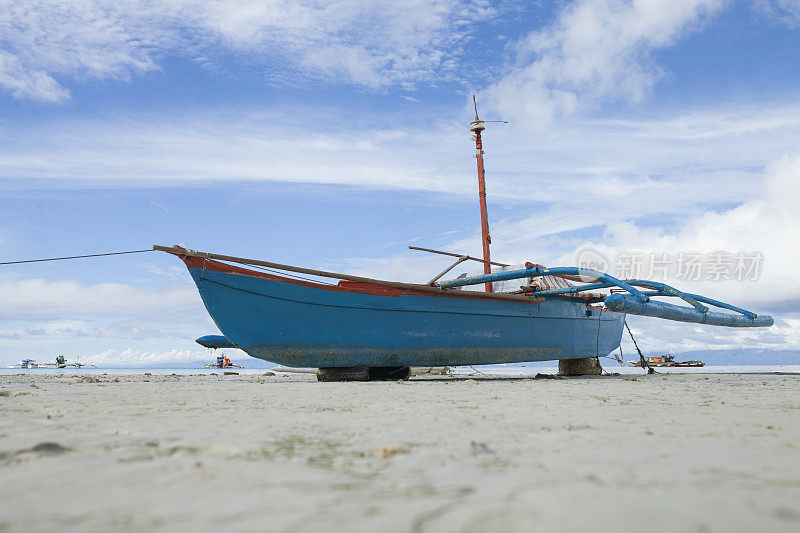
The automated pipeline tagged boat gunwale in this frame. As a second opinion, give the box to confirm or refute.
[184,254,546,303]
[155,245,558,304]
[155,244,615,309]
[195,268,624,321]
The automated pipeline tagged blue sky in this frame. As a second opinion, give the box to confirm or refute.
[1,0,799,365]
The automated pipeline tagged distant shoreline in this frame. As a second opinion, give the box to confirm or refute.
[3,364,800,376]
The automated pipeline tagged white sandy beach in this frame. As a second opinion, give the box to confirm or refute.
[1,372,799,532]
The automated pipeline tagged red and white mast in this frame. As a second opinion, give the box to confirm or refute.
[470,95,493,292]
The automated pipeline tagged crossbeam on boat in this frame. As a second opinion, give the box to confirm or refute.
[409,246,510,285]
[408,246,509,266]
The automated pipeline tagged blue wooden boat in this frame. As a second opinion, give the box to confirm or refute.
[155,245,772,373]
[158,248,625,368]
[156,98,773,377]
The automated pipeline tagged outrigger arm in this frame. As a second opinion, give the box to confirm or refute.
[436,266,774,328]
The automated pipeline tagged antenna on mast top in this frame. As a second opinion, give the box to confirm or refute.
[470,95,485,134]
[469,96,506,137]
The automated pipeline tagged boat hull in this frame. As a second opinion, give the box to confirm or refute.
[183,257,626,368]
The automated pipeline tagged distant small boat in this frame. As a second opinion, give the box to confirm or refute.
[7,359,41,369]
[6,356,94,369]
[629,354,704,367]
[202,355,243,369]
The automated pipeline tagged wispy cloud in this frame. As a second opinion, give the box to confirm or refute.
[81,347,211,366]
[755,0,800,27]
[0,50,69,102]
[0,278,199,318]
[483,0,725,126]
[346,151,800,353]
[3,102,798,207]
[0,319,188,341]
[0,0,161,102]
[620,314,800,356]
[0,279,214,364]
[0,0,495,102]
[543,153,800,305]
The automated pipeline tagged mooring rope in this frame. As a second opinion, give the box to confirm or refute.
[0,249,154,265]
[624,319,654,374]
[467,364,486,375]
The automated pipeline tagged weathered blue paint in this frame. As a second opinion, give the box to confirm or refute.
[195,335,238,349]
[185,263,625,368]
[604,294,774,327]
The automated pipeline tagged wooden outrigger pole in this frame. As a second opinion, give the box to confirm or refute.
[470,95,493,292]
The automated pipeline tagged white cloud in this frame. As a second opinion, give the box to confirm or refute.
[3,101,799,202]
[756,0,800,27]
[345,152,800,353]
[621,314,800,355]
[556,153,800,306]
[446,151,799,306]
[0,278,199,318]
[0,0,493,101]
[0,50,69,102]
[82,347,210,366]
[344,254,451,285]
[0,279,216,365]
[483,0,725,126]
[0,0,161,102]
[0,320,195,341]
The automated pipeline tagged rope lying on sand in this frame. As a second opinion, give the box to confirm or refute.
[0,249,153,265]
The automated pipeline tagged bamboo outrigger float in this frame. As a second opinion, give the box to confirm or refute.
[435,266,772,328]
[158,99,773,379]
